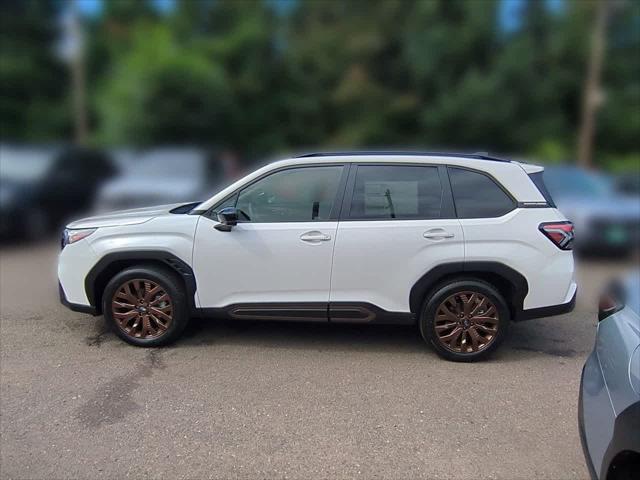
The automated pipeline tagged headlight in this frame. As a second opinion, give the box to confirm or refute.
[62,228,97,248]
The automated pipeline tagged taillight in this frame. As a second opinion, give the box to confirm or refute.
[598,280,625,321]
[539,221,574,250]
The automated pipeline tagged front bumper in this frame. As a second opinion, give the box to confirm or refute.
[58,236,98,306]
[59,282,97,315]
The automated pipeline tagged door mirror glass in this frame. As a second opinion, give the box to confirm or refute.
[215,207,239,231]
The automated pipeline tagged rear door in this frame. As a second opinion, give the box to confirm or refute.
[329,164,464,320]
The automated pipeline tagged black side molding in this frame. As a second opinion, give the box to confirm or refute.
[228,303,327,322]
[329,302,415,325]
[198,302,415,325]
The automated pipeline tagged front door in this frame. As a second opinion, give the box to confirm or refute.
[193,164,347,320]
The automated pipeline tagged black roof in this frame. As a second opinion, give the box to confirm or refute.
[296,151,511,162]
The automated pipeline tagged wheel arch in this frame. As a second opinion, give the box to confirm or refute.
[85,251,197,315]
[409,262,529,320]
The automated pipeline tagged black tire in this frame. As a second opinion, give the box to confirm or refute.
[419,278,510,362]
[102,265,189,347]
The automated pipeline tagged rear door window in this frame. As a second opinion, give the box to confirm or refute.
[448,167,515,218]
[348,165,443,220]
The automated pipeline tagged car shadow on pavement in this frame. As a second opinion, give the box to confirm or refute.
[179,317,430,355]
[157,313,595,362]
[76,307,594,361]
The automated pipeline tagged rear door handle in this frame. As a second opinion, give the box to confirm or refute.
[300,231,332,243]
[423,228,454,240]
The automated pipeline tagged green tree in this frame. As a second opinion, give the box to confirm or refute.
[597,0,640,158]
[96,23,230,145]
[283,0,418,147]
[0,0,70,141]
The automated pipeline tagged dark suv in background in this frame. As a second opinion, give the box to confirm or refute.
[0,145,117,240]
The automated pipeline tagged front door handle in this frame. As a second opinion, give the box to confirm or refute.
[300,231,332,243]
[423,228,454,240]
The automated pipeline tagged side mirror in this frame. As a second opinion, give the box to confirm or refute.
[214,207,239,232]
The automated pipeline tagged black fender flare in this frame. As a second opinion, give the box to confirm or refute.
[85,251,197,314]
[409,261,529,318]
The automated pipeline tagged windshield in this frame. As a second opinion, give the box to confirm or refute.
[0,148,55,182]
[543,167,612,198]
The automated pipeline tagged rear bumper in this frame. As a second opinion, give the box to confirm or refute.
[516,288,576,321]
[59,282,97,315]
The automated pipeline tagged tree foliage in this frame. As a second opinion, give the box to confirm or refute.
[0,0,69,141]
[1,0,638,166]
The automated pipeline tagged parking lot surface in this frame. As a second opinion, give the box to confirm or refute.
[0,241,627,479]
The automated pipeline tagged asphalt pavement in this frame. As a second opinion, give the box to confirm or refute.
[0,241,629,479]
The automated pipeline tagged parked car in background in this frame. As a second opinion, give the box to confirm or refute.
[579,271,640,480]
[543,166,640,256]
[0,145,117,240]
[92,148,233,213]
[59,152,576,362]
[614,173,640,197]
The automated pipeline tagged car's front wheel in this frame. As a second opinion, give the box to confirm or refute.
[419,279,510,362]
[102,265,189,347]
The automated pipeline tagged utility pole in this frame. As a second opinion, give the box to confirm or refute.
[69,0,88,145]
[576,0,611,169]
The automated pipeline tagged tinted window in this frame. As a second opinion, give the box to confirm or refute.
[236,166,343,222]
[528,171,556,207]
[349,165,443,220]
[449,167,515,218]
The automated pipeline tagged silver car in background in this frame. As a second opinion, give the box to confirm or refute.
[92,148,239,213]
[543,166,640,256]
[579,271,640,480]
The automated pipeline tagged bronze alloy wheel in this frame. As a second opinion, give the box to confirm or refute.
[111,279,173,339]
[434,291,500,354]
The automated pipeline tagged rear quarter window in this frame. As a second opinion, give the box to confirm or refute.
[448,167,516,219]
[529,171,556,208]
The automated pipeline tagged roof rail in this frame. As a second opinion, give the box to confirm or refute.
[295,151,511,162]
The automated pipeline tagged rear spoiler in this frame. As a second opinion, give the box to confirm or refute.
[513,161,545,174]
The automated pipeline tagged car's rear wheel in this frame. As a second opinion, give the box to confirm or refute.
[102,265,189,347]
[419,279,510,362]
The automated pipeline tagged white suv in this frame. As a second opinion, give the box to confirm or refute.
[58,152,577,361]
